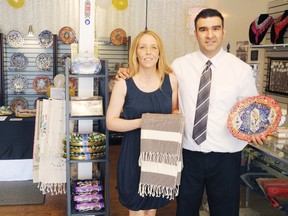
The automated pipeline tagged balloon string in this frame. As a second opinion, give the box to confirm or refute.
[145,0,148,30]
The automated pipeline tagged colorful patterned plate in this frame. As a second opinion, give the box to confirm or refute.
[59,26,76,44]
[227,95,282,142]
[36,53,52,70]
[110,28,127,46]
[10,97,29,112]
[33,75,51,94]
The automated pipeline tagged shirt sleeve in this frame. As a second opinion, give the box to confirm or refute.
[237,65,259,102]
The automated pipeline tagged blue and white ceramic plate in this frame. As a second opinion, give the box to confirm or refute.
[10,53,28,70]
[61,53,71,69]
[227,96,282,142]
[9,74,29,93]
[6,30,24,48]
[38,30,53,48]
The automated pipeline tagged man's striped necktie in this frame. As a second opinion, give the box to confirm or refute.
[192,60,212,145]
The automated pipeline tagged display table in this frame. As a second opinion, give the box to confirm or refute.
[244,143,288,214]
[246,142,288,174]
[0,115,35,181]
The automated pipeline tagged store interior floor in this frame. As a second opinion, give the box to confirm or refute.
[0,144,286,216]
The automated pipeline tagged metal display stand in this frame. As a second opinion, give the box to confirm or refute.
[64,59,110,215]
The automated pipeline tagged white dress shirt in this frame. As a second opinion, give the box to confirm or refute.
[171,48,258,153]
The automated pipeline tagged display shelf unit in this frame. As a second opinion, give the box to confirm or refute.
[64,59,110,216]
[0,32,58,108]
[245,143,288,176]
[96,36,130,76]
[0,31,75,108]
[251,44,288,50]
[244,143,288,213]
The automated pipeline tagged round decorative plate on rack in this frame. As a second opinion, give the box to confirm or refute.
[227,95,282,142]
[59,26,76,44]
[110,28,127,46]
[38,30,53,48]
[35,53,52,70]
[6,30,24,48]
[71,53,102,74]
[10,97,29,112]
[33,75,51,94]
[10,53,28,70]
[9,74,29,93]
[69,77,77,90]
[60,53,71,69]
[0,106,13,116]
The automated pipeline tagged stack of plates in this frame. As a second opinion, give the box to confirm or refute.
[63,132,106,160]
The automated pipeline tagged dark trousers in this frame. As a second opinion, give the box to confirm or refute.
[176,149,241,216]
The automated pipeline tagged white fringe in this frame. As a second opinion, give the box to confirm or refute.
[138,152,179,166]
[38,183,66,195]
[138,183,179,200]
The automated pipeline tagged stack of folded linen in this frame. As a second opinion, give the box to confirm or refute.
[270,127,288,145]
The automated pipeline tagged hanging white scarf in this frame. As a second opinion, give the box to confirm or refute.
[33,99,66,195]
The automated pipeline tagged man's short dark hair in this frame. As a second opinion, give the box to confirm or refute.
[194,8,224,29]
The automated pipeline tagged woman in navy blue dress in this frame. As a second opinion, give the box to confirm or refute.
[106,30,178,216]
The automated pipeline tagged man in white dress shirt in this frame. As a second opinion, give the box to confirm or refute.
[172,8,266,216]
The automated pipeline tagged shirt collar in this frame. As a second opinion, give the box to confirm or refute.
[197,48,225,68]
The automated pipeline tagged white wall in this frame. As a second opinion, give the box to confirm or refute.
[205,0,269,54]
[0,0,269,62]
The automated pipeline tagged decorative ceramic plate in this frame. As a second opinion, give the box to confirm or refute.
[59,26,76,44]
[33,75,51,94]
[0,106,13,116]
[10,97,29,112]
[60,53,71,69]
[9,74,29,93]
[10,53,28,70]
[6,30,24,48]
[71,53,102,74]
[108,76,115,92]
[110,28,127,46]
[227,95,282,142]
[36,53,52,70]
[38,30,53,48]
[69,77,77,90]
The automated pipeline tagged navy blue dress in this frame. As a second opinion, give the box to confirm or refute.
[117,74,172,210]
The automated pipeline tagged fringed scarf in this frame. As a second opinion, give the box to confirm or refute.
[33,99,66,195]
[138,113,184,200]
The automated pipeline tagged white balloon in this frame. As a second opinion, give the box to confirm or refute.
[54,74,65,88]
[97,0,111,8]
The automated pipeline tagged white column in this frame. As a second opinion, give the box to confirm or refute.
[77,0,95,179]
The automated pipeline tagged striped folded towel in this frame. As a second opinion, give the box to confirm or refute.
[138,113,185,200]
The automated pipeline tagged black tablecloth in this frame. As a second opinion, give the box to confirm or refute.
[0,115,35,160]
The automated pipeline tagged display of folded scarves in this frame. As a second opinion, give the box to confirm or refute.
[72,179,105,212]
[240,172,276,193]
[255,178,288,207]
[269,127,288,146]
[63,132,106,160]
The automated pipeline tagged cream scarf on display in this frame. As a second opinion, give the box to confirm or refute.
[33,99,66,195]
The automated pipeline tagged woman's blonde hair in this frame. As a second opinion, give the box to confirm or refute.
[128,30,173,84]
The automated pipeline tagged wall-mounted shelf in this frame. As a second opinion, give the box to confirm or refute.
[251,44,288,50]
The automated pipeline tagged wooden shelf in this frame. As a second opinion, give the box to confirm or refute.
[251,44,288,50]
